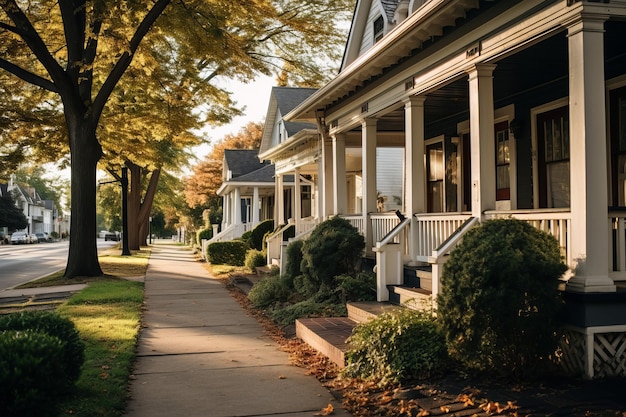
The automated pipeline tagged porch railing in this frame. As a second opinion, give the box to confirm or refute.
[484,208,572,267]
[414,213,472,262]
[371,212,403,244]
[609,210,626,279]
[208,223,247,244]
[342,214,364,235]
[265,222,294,266]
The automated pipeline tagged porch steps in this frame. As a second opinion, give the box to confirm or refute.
[295,301,403,368]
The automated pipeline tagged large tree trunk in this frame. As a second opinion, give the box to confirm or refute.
[64,118,103,278]
[127,163,160,249]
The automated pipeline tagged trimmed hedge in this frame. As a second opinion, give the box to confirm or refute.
[196,228,213,243]
[245,249,266,271]
[0,330,67,417]
[0,310,85,390]
[207,240,248,266]
[249,219,274,250]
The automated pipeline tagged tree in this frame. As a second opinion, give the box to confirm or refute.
[0,192,28,231]
[184,121,264,212]
[0,0,352,277]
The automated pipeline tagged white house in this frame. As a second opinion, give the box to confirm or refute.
[283,0,626,378]
[7,174,56,235]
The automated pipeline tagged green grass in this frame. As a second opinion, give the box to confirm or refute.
[56,280,144,417]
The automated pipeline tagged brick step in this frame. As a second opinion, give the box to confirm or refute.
[389,285,432,310]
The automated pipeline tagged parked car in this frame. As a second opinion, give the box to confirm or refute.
[10,231,30,244]
[35,232,52,243]
[29,233,39,243]
[104,232,120,241]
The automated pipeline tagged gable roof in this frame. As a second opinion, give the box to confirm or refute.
[259,87,317,155]
[223,149,269,179]
[230,163,275,183]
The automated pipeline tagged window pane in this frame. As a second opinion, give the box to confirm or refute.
[497,165,510,190]
[545,121,553,162]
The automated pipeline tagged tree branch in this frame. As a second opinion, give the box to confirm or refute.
[0,57,58,92]
[92,0,172,123]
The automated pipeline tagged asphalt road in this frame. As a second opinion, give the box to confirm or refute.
[0,239,118,291]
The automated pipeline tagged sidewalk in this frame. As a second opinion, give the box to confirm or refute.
[124,243,351,417]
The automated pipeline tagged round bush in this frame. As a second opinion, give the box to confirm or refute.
[0,310,85,389]
[245,249,266,271]
[344,309,448,386]
[248,271,295,308]
[300,217,365,293]
[437,218,567,377]
[249,219,274,250]
[0,330,66,417]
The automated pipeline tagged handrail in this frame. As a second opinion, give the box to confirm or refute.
[375,216,411,248]
[266,222,294,243]
[431,216,478,260]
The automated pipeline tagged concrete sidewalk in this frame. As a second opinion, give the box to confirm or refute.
[124,243,351,417]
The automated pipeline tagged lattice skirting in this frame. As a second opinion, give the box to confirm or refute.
[559,325,626,378]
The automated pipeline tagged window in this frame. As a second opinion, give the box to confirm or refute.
[373,16,384,43]
[537,106,570,208]
[495,121,510,200]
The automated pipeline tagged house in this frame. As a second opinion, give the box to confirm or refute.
[6,174,56,235]
[280,0,626,379]
[211,149,277,243]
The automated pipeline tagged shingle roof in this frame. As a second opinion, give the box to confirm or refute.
[231,164,275,183]
[273,87,317,136]
[224,149,270,179]
[381,0,400,23]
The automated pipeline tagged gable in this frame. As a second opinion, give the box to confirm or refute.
[223,149,269,180]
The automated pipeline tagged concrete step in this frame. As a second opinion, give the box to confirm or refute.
[389,285,432,310]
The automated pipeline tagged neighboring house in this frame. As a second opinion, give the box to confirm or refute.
[7,174,56,235]
[211,149,277,243]
[259,86,405,265]
[281,0,626,378]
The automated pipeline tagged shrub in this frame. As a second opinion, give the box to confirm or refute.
[284,239,304,277]
[300,217,365,294]
[0,330,66,417]
[0,310,85,390]
[249,219,274,250]
[248,270,295,308]
[437,218,567,377]
[269,300,347,326]
[196,228,213,243]
[245,249,266,271]
[207,240,248,266]
[336,272,377,303]
[344,308,448,386]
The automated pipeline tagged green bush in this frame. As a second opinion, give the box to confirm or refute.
[207,240,248,266]
[245,249,266,271]
[284,239,304,280]
[437,218,567,377]
[336,272,377,303]
[300,217,365,295]
[0,310,85,390]
[248,270,296,308]
[344,309,448,386]
[197,228,213,243]
[268,300,347,326]
[0,330,66,417]
[249,219,274,250]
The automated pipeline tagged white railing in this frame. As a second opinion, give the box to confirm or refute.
[296,217,319,236]
[370,212,403,244]
[609,211,626,279]
[414,213,472,262]
[208,223,247,244]
[484,208,572,267]
[342,214,364,235]
[265,222,294,266]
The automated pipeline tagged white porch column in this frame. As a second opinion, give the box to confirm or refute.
[467,64,497,219]
[362,119,378,252]
[322,139,334,218]
[252,186,260,226]
[276,173,285,225]
[294,167,302,233]
[404,96,427,216]
[566,14,615,293]
[222,193,229,229]
[233,187,242,226]
[333,133,348,214]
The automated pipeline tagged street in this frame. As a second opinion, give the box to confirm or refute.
[0,240,119,291]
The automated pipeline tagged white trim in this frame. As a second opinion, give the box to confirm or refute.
[530,97,569,209]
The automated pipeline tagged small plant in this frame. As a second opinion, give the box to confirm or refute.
[437,218,567,377]
[245,249,266,271]
[196,228,213,243]
[344,308,448,386]
[0,310,85,390]
[248,269,296,308]
[0,330,67,417]
[336,272,377,303]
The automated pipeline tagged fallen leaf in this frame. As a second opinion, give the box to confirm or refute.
[314,404,334,416]
[278,375,286,379]
[416,410,430,417]
[440,405,451,413]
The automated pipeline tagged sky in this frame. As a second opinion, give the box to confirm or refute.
[190,74,276,164]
